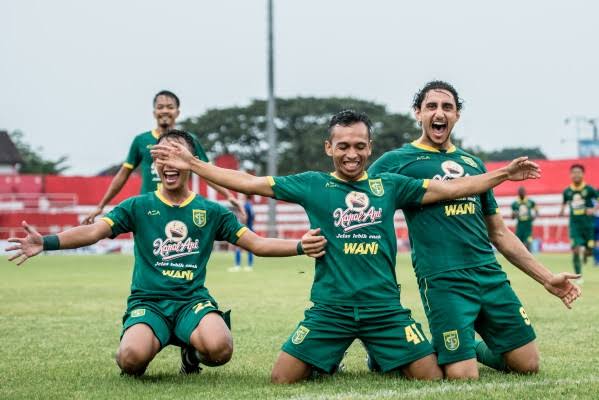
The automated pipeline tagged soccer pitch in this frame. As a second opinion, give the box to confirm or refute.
[1,253,598,400]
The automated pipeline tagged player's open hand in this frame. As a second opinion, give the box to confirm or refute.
[82,207,103,225]
[301,228,327,258]
[505,157,541,181]
[543,272,582,309]
[5,221,44,266]
[229,197,247,222]
[151,141,194,171]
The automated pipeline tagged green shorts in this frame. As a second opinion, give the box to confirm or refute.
[418,264,536,365]
[281,303,434,374]
[515,224,533,245]
[570,222,594,248]
[122,296,222,348]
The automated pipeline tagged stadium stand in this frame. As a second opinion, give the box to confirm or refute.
[1,157,598,252]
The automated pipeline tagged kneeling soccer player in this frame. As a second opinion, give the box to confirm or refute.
[151,111,541,383]
[6,131,326,377]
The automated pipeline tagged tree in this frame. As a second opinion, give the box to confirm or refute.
[180,97,420,175]
[463,145,547,162]
[9,130,69,174]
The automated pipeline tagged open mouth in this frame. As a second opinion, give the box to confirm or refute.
[432,121,447,135]
[164,170,180,184]
[343,159,361,171]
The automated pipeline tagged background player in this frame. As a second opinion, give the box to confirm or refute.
[559,164,598,282]
[369,80,581,379]
[151,115,541,384]
[6,131,326,377]
[511,186,538,251]
[230,193,255,272]
[83,90,243,224]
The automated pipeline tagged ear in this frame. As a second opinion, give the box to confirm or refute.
[456,110,460,122]
[324,140,333,157]
[174,109,181,119]
[414,108,421,124]
[367,140,373,157]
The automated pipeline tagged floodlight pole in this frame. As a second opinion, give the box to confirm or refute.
[266,0,278,237]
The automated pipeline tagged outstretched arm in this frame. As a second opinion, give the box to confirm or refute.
[83,166,132,224]
[235,228,327,258]
[6,220,113,266]
[152,142,274,197]
[485,213,581,309]
[205,180,246,220]
[422,157,540,204]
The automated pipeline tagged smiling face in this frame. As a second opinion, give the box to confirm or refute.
[153,95,180,130]
[570,166,584,185]
[414,89,460,149]
[155,137,191,191]
[325,122,372,181]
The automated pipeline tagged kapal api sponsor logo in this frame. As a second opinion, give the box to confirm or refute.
[333,191,382,232]
[153,220,200,261]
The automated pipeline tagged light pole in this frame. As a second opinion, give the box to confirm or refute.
[266,0,278,237]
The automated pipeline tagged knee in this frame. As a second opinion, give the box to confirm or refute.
[444,364,479,380]
[509,354,540,374]
[116,345,151,376]
[270,369,299,384]
[200,340,233,366]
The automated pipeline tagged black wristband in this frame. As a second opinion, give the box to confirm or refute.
[42,235,60,251]
[296,241,304,255]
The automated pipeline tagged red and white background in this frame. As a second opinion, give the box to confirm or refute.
[2,157,599,254]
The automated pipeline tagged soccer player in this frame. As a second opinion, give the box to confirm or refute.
[151,114,541,383]
[511,186,538,251]
[230,194,255,272]
[559,164,598,281]
[83,90,243,225]
[369,80,582,379]
[6,131,326,377]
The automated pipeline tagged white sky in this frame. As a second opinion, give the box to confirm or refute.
[1,0,598,174]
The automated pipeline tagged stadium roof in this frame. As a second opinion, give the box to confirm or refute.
[0,131,24,165]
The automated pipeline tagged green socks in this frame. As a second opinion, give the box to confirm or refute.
[475,339,507,372]
[573,253,582,275]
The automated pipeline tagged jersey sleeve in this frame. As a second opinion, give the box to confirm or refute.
[391,174,429,208]
[562,189,569,204]
[511,201,518,212]
[101,198,136,238]
[368,151,400,175]
[124,136,141,170]
[269,172,314,206]
[192,136,210,162]
[214,204,247,244]
[478,161,499,215]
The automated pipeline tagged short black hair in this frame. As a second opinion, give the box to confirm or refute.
[157,129,195,154]
[328,109,372,139]
[571,163,585,172]
[413,80,463,111]
[153,90,180,108]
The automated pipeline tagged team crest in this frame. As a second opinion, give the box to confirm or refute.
[460,156,478,168]
[193,209,207,228]
[443,330,460,351]
[291,325,310,345]
[131,309,146,318]
[368,179,385,197]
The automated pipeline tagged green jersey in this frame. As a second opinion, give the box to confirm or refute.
[102,190,246,305]
[368,142,499,279]
[511,198,536,227]
[124,130,209,193]
[269,171,427,306]
[562,183,597,228]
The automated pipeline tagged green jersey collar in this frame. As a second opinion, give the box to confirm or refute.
[154,190,196,207]
[330,171,369,182]
[411,140,456,153]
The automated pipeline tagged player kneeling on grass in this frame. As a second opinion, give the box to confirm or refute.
[5,131,326,377]
[151,112,541,384]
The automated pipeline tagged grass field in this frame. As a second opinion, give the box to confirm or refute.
[1,252,598,399]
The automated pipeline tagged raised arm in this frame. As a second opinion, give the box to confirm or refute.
[152,142,274,197]
[235,228,327,258]
[6,220,113,266]
[205,180,246,220]
[485,213,581,309]
[83,166,133,224]
[421,157,540,204]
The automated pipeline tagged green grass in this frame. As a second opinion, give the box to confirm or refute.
[1,253,598,399]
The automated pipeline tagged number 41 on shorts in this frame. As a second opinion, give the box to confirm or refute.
[405,323,426,344]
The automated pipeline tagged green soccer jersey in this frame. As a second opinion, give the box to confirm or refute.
[562,183,597,228]
[269,171,428,306]
[123,130,209,194]
[368,142,499,279]
[102,190,246,305]
[511,198,536,229]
